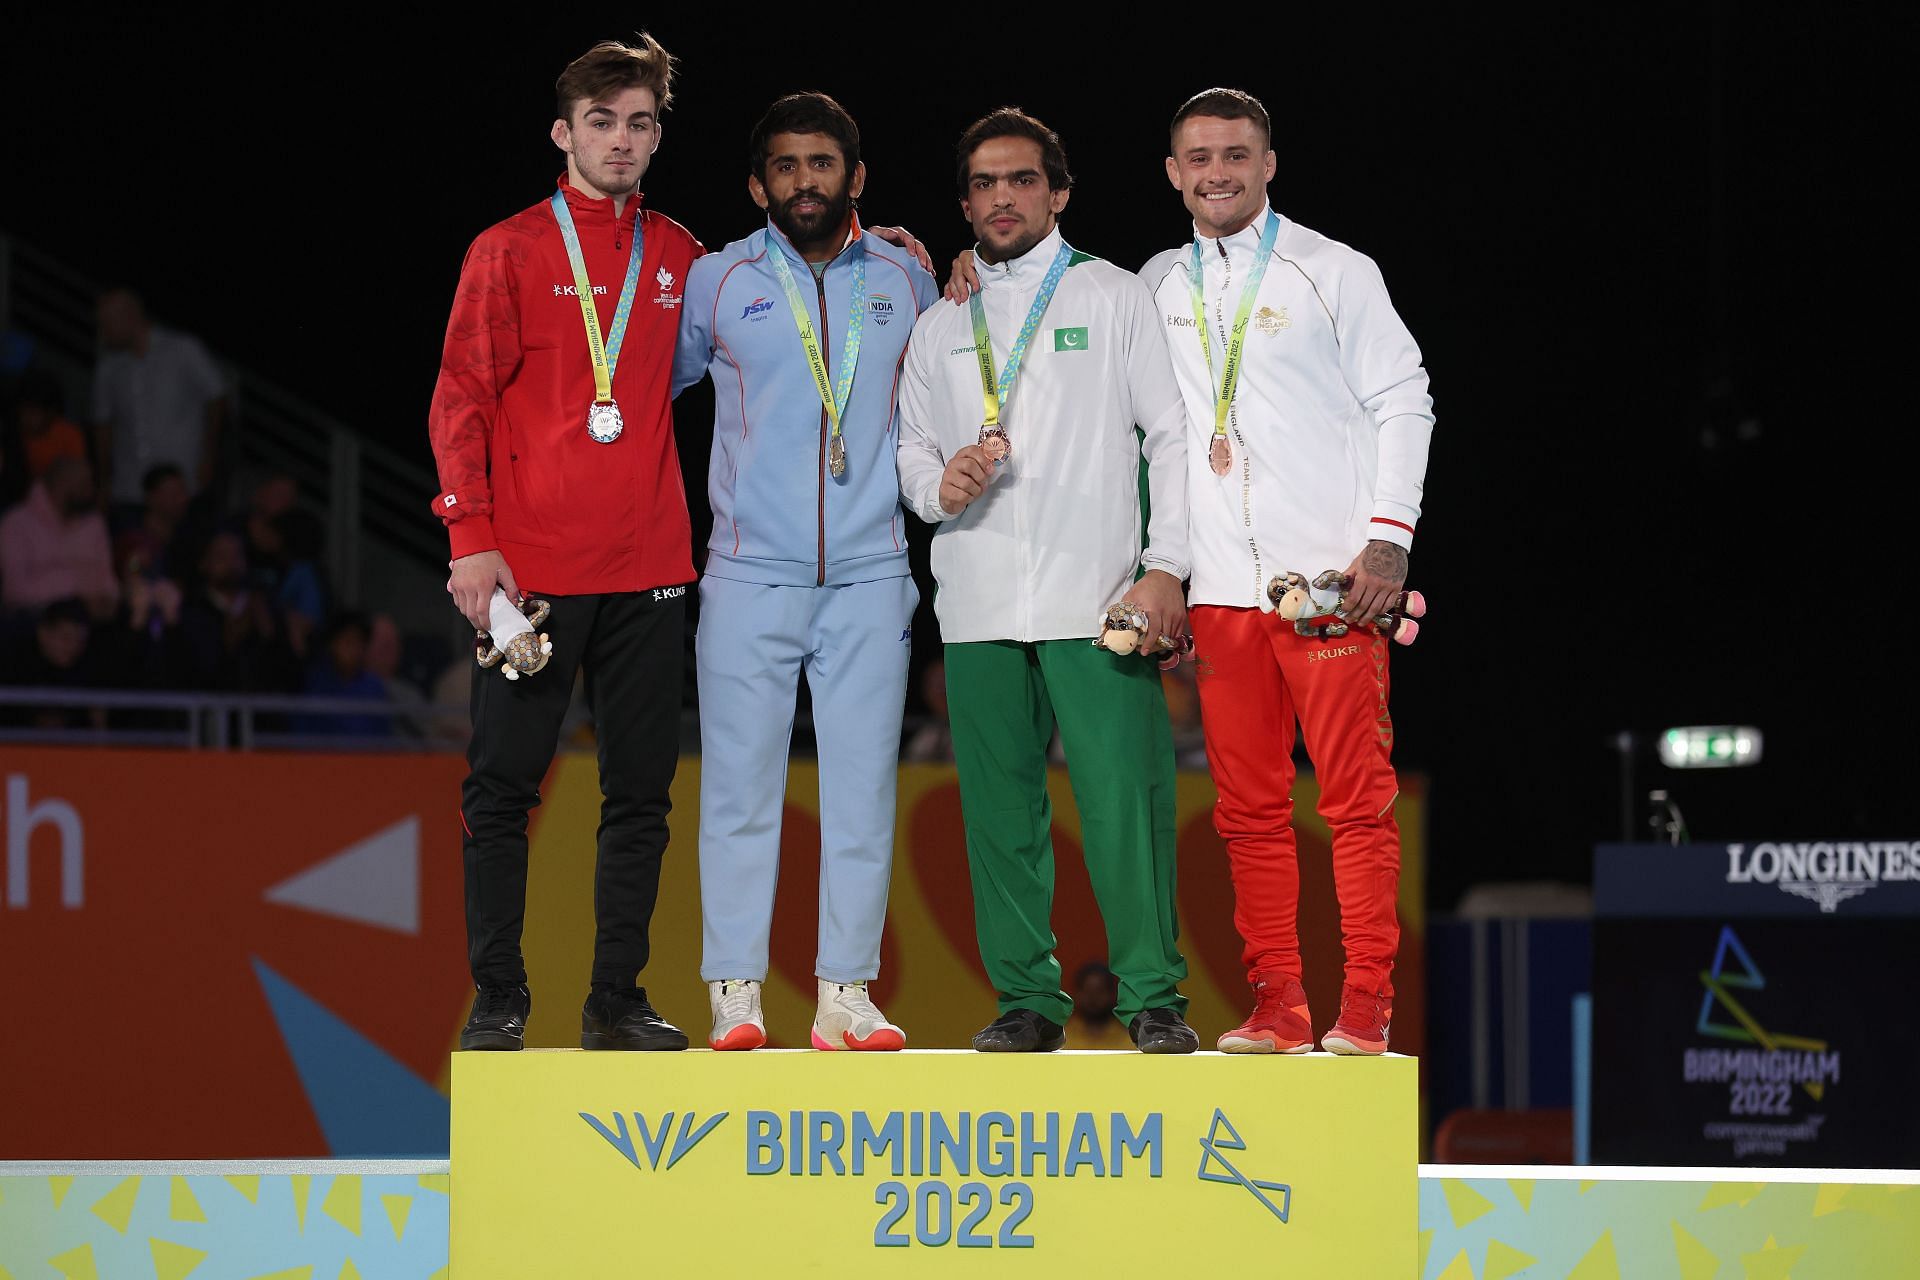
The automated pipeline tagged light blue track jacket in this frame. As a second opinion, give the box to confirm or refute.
[673,221,938,586]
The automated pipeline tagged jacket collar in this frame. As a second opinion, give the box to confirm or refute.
[976,224,1066,291]
[555,174,643,227]
[1193,201,1281,257]
[763,214,865,269]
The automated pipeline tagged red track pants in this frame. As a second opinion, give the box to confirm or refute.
[1189,605,1401,995]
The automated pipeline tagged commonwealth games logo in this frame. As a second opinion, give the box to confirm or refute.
[1198,1109,1291,1222]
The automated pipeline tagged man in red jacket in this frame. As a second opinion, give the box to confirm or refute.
[429,37,700,1052]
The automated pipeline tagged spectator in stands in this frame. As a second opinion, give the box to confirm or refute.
[178,530,298,691]
[113,463,193,583]
[92,289,229,506]
[122,570,191,689]
[367,612,428,739]
[274,505,329,662]
[5,369,89,505]
[426,650,475,750]
[237,472,297,577]
[0,597,106,729]
[1069,962,1133,1050]
[298,611,390,738]
[0,455,119,618]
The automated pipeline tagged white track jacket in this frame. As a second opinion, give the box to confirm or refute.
[899,227,1189,643]
[1140,205,1434,608]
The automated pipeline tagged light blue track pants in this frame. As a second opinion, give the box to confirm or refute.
[695,573,917,983]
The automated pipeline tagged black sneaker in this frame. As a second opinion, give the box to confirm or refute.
[460,984,530,1051]
[971,1008,1066,1053]
[1129,1007,1199,1054]
[582,987,689,1051]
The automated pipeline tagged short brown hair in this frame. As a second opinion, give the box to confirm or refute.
[955,107,1073,196]
[555,36,676,122]
[1170,88,1271,149]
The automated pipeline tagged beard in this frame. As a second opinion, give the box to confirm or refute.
[975,218,1050,265]
[770,186,852,252]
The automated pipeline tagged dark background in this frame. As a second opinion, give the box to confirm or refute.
[2,10,1901,910]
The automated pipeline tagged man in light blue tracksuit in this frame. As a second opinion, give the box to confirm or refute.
[672,92,938,1051]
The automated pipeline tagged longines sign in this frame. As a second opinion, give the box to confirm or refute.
[1594,842,1920,918]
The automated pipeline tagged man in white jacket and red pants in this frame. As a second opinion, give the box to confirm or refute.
[1141,88,1435,1056]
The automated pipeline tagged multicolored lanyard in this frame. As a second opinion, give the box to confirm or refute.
[766,228,866,478]
[1188,209,1280,474]
[969,241,1074,463]
[549,190,644,408]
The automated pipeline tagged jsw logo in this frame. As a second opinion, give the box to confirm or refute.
[742,297,776,319]
[581,1110,728,1171]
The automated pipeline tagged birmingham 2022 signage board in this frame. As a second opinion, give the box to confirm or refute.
[1592,841,1920,1167]
[452,1050,1415,1276]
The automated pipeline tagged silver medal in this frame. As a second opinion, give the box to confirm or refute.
[586,399,624,444]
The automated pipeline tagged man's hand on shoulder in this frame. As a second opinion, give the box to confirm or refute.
[868,225,936,275]
[448,550,520,631]
[1342,540,1408,627]
[945,249,980,304]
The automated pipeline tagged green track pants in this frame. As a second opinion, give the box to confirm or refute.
[944,639,1188,1027]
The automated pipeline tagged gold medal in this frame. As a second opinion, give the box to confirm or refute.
[978,424,1010,465]
[1209,435,1232,475]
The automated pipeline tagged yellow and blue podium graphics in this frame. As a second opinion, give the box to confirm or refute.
[1416,1166,1920,1278]
[452,1049,1417,1276]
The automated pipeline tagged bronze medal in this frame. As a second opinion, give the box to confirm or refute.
[978,424,1010,464]
[1209,435,1232,476]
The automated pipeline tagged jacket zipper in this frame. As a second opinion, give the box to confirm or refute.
[813,270,830,586]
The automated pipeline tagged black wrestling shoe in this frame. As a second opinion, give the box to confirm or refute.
[1129,1007,1200,1054]
[971,1008,1067,1053]
[460,984,530,1051]
[581,987,689,1051]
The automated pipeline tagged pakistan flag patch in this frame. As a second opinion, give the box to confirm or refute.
[1053,326,1090,352]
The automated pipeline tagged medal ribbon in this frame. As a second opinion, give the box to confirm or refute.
[765,227,866,448]
[549,190,645,406]
[970,241,1075,430]
[1188,209,1281,444]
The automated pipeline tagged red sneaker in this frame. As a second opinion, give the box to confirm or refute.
[1217,974,1313,1053]
[1322,985,1392,1055]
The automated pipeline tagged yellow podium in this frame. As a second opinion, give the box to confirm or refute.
[453,1049,1416,1276]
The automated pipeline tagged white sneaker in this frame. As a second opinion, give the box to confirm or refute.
[707,979,766,1051]
[812,978,906,1051]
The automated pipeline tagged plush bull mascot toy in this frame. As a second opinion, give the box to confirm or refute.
[1093,600,1194,669]
[1266,569,1426,644]
[475,588,555,681]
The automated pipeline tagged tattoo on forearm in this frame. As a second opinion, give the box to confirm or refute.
[1363,541,1408,581]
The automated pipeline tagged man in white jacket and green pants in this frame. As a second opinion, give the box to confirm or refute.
[898,108,1198,1054]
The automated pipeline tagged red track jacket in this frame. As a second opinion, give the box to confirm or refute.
[428,178,702,595]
